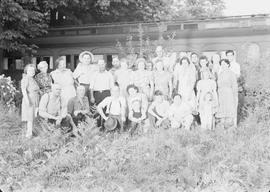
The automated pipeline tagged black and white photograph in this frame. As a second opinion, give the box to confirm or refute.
[0,0,270,191]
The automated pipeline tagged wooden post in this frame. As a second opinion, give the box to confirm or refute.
[0,24,4,74]
[0,48,3,74]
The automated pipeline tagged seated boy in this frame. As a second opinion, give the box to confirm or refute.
[148,90,170,129]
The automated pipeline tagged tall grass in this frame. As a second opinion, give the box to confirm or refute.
[0,104,269,191]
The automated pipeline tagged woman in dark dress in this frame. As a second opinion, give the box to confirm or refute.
[35,61,52,96]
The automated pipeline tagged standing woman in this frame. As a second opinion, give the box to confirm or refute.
[35,61,52,96]
[175,57,197,109]
[21,64,40,138]
[73,51,96,103]
[153,59,172,99]
[210,53,221,81]
[132,58,154,100]
[198,56,214,80]
[216,59,238,127]
[51,56,76,115]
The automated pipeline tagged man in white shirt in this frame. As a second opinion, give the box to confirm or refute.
[226,50,241,78]
[90,59,115,105]
[97,84,126,132]
[73,51,97,103]
[226,50,240,127]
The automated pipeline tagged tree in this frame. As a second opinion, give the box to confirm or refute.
[0,0,225,73]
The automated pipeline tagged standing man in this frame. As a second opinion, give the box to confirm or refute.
[90,59,115,127]
[226,50,240,126]
[90,59,115,105]
[73,51,97,103]
[226,50,241,78]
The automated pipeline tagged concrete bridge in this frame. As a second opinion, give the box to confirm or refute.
[2,14,270,79]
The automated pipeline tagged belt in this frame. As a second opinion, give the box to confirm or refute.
[94,90,109,93]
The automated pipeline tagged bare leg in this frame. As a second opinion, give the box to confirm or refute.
[26,121,33,138]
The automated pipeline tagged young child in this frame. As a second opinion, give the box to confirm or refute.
[198,91,217,130]
[128,99,146,135]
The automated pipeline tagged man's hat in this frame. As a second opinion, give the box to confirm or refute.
[104,117,118,131]
[135,58,146,65]
[79,51,94,63]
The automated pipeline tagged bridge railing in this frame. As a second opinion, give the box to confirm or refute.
[46,14,270,37]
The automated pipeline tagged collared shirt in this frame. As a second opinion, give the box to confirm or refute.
[98,96,126,116]
[90,71,114,91]
[67,96,90,116]
[73,63,98,84]
[229,61,241,78]
[39,93,61,117]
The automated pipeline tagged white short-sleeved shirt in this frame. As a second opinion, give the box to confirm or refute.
[73,63,98,84]
[98,96,126,116]
[90,71,114,91]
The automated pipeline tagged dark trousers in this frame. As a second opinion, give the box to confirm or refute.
[93,90,111,127]
[47,116,74,134]
[93,90,111,105]
[80,83,91,104]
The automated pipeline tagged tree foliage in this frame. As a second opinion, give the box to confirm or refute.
[0,0,225,52]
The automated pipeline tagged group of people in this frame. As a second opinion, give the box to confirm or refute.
[21,46,240,138]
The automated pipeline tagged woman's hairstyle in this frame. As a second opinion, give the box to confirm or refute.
[225,50,234,56]
[55,56,65,69]
[199,55,209,67]
[23,64,36,74]
[126,84,139,93]
[37,61,48,71]
[154,90,163,96]
[219,58,230,67]
[173,93,182,99]
[211,53,221,64]
[180,56,190,65]
[190,52,198,57]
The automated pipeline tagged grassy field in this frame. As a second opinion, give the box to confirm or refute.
[0,100,269,192]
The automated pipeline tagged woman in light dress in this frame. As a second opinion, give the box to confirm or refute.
[21,64,40,138]
[153,59,172,98]
[174,57,197,110]
[216,59,238,127]
[114,58,133,97]
[196,71,218,130]
[51,56,76,115]
[132,58,154,100]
